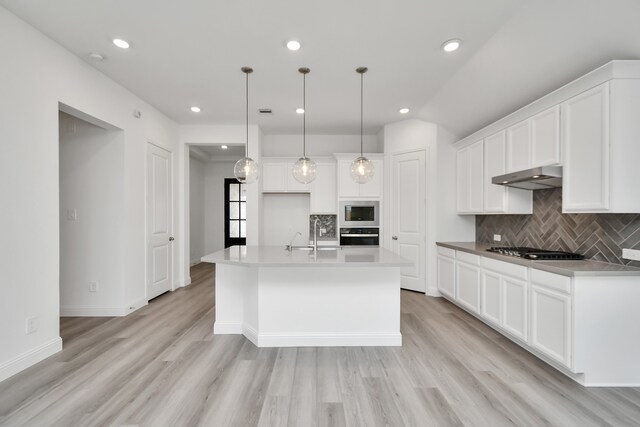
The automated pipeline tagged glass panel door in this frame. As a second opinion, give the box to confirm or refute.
[225,178,247,248]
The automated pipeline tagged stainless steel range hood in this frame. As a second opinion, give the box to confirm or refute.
[492,166,562,190]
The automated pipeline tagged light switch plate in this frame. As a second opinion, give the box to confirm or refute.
[89,281,98,292]
[67,209,78,221]
[26,317,37,335]
[493,234,502,242]
[622,248,640,261]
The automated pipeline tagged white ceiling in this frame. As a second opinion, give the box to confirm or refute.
[190,144,245,162]
[2,0,640,139]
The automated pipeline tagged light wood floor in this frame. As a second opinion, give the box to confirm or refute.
[1,263,639,427]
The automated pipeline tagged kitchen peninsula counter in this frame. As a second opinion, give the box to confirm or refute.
[201,246,412,348]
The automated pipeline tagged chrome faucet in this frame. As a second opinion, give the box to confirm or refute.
[286,231,301,252]
[313,218,320,252]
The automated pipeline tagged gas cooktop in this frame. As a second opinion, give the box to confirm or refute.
[486,246,585,260]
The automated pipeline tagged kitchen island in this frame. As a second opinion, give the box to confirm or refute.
[201,246,412,347]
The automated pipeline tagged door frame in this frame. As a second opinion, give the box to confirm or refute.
[145,140,175,300]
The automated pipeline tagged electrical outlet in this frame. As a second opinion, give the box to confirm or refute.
[25,317,37,335]
[622,248,640,261]
[89,281,98,292]
[320,228,326,236]
[493,234,502,242]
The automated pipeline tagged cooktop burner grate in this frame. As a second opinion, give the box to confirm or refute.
[486,246,585,260]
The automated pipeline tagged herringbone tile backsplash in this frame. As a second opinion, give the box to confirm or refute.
[476,188,640,267]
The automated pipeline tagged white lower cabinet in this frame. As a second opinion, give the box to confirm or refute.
[437,245,640,386]
[530,283,572,368]
[455,254,481,313]
[502,276,527,341]
[480,270,501,326]
[437,256,455,299]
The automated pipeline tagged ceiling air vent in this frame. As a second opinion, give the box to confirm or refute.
[258,108,273,115]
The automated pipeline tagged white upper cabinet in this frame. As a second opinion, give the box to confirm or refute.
[336,157,383,199]
[310,162,337,214]
[563,79,640,213]
[562,83,610,212]
[506,120,531,173]
[484,132,507,212]
[456,61,640,214]
[456,140,483,214]
[531,105,561,167]
[457,133,532,215]
[261,158,310,193]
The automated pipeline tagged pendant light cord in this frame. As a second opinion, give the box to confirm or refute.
[303,72,306,157]
[360,71,363,157]
[245,70,249,157]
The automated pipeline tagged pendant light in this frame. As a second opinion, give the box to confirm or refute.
[351,66,374,183]
[234,66,259,184]
[292,67,317,184]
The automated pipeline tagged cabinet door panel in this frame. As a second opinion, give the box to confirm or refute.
[562,83,610,212]
[359,159,383,197]
[506,120,531,173]
[531,105,561,167]
[468,141,484,213]
[456,262,480,313]
[310,163,337,213]
[484,131,506,212]
[437,256,455,299]
[262,163,287,192]
[456,148,469,213]
[530,285,572,368]
[481,271,501,325]
[502,277,527,341]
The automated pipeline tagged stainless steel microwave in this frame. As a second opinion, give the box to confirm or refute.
[339,200,379,227]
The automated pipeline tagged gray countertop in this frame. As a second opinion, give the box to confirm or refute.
[201,245,413,268]
[436,242,640,277]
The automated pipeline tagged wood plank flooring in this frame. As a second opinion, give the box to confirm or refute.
[1,263,639,426]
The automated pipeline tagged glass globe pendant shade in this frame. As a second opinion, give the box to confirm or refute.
[292,156,317,184]
[350,156,374,184]
[234,157,259,184]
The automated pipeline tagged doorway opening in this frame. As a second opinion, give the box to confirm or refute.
[188,144,245,265]
[58,104,124,340]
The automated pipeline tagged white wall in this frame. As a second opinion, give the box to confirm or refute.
[0,7,179,382]
[263,194,311,246]
[383,119,474,296]
[204,162,236,255]
[189,156,205,264]
[59,112,125,314]
[263,134,380,157]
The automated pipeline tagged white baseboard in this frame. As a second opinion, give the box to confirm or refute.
[258,332,402,347]
[214,320,243,334]
[61,298,148,317]
[0,337,62,383]
[174,277,192,288]
[425,288,442,297]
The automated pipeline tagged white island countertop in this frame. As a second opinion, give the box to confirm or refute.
[201,246,413,268]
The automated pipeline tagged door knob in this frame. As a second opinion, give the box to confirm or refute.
[392,236,398,240]
[169,237,175,242]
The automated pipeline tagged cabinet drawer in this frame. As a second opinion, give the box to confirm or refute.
[481,257,528,280]
[437,246,456,258]
[456,251,480,266]
[531,269,572,293]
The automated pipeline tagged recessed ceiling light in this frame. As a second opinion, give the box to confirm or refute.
[399,108,410,114]
[190,106,201,113]
[286,40,301,51]
[441,39,462,52]
[112,38,130,49]
[88,53,105,61]
[296,108,305,114]
[221,145,228,150]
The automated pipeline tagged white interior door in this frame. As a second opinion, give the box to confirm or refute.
[391,150,426,292]
[147,143,173,300]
